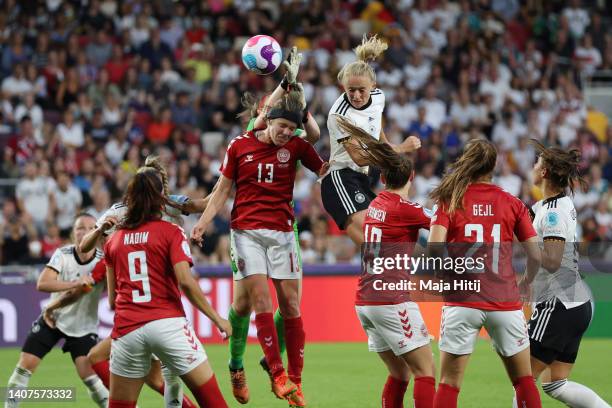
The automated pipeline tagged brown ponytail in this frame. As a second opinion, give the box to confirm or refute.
[430,139,497,214]
[530,139,588,194]
[335,116,413,189]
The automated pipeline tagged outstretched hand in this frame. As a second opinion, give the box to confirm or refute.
[282,46,302,85]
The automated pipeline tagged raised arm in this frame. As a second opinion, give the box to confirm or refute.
[190,175,233,244]
[253,47,302,129]
[379,128,421,154]
[80,215,118,252]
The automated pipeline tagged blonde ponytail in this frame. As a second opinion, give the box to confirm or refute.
[337,35,388,84]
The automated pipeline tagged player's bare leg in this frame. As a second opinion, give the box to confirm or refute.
[378,350,411,408]
[500,348,541,408]
[401,344,436,408]
[244,274,297,400]
[109,373,145,408]
[180,360,228,408]
[73,355,109,407]
[529,358,611,408]
[434,351,470,408]
[5,353,40,408]
[228,280,251,404]
[345,210,366,246]
[274,278,305,406]
[88,337,112,387]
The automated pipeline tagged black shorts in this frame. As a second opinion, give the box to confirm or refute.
[321,169,376,229]
[22,316,99,361]
[528,298,592,364]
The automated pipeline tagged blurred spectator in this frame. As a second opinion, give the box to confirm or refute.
[52,171,83,239]
[15,162,55,233]
[0,0,610,264]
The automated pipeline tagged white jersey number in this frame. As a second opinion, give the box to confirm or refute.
[128,251,151,303]
[363,225,383,275]
[257,163,274,183]
[464,223,500,274]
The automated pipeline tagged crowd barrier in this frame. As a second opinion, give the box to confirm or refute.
[0,264,610,347]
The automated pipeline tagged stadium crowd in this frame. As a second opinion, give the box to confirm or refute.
[0,0,611,266]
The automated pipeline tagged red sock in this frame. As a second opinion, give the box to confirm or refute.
[91,360,110,389]
[255,312,284,378]
[513,376,541,408]
[414,376,436,408]
[382,375,409,408]
[108,400,136,408]
[433,383,459,408]
[192,375,228,408]
[284,316,305,385]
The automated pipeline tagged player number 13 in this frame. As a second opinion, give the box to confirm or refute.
[257,163,274,183]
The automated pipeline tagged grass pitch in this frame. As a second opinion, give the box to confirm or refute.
[1,339,610,407]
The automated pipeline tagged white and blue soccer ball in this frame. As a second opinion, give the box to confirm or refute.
[241,35,282,75]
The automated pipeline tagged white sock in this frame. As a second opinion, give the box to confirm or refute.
[543,379,611,408]
[5,366,31,408]
[83,374,109,408]
[161,367,183,408]
[512,393,518,408]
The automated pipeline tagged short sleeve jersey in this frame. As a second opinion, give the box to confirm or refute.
[104,220,193,338]
[356,191,432,305]
[327,89,385,174]
[46,246,105,337]
[431,183,537,311]
[220,130,324,232]
[531,193,591,307]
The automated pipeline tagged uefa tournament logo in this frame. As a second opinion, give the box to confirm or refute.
[277,148,290,163]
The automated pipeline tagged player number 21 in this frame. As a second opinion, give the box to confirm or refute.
[464,223,500,274]
[128,250,151,303]
[257,163,274,183]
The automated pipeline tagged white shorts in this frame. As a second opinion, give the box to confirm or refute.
[230,228,301,281]
[439,306,529,357]
[355,302,430,356]
[110,317,207,378]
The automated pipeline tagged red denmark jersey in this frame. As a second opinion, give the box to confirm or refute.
[431,183,537,311]
[221,130,324,232]
[356,191,431,305]
[104,220,193,338]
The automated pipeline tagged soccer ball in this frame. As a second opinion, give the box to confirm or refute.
[241,35,282,75]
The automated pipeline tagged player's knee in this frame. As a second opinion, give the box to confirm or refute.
[17,355,39,373]
[87,347,104,365]
[232,297,251,315]
[278,297,300,319]
[250,291,272,313]
[542,379,567,400]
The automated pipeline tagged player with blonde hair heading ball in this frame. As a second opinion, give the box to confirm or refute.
[322,35,421,246]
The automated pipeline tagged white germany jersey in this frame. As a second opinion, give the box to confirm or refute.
[46,246,105,337]
[327,89,385,174]
[531,194,592,308]
[95,195,186,235]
